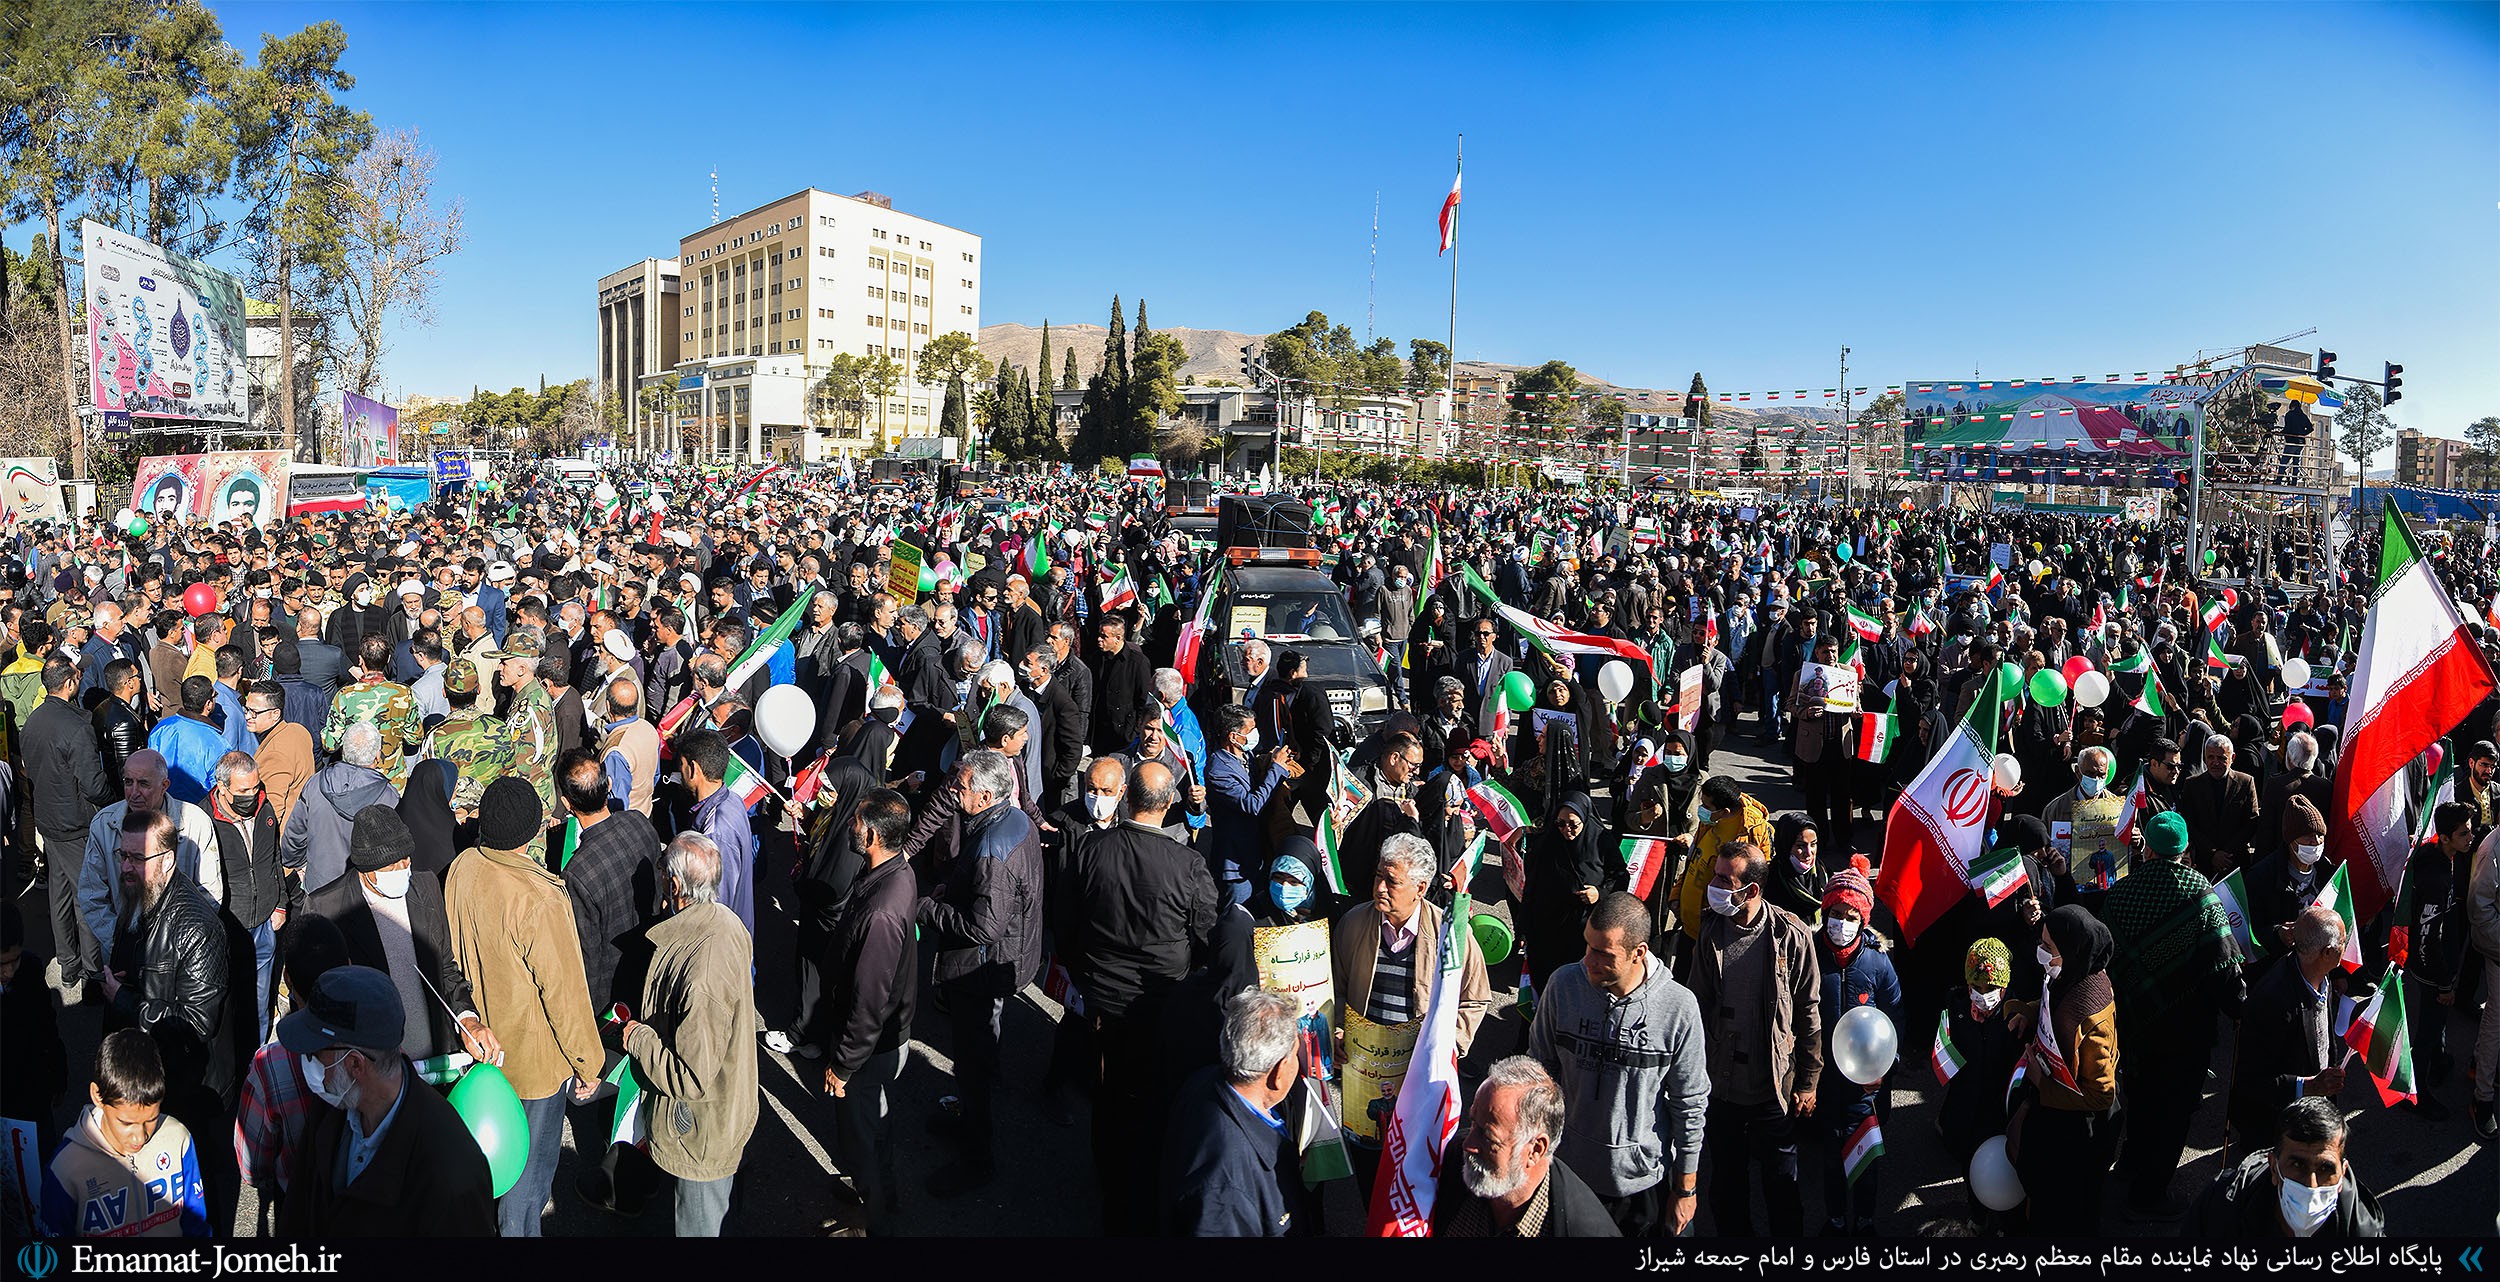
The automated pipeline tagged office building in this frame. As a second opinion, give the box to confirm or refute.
[654,188,981,463]
[596,258,682,454]
[2395,428,2467,489]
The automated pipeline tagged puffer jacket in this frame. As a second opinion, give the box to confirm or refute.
[918,798,1044,995]
[1678,792,1775,939]
[279,761,399,893]
[108,869,233,1098]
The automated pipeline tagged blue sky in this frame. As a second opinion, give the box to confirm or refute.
[61,2,2500,446]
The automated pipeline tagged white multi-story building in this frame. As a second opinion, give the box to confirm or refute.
[650,188,981,464]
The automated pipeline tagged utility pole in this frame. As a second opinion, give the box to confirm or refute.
[1366,191,1378,346]
[1839,345,1853,507]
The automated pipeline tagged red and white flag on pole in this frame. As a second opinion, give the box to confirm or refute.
[1367,891,1474,1235]
[1437,159,1462,256]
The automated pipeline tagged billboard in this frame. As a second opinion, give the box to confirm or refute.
[1906,378,2204,487]
[81,220,248,425]
[1,458,67,528]
[342,390,400,467]
[130,451,289,528]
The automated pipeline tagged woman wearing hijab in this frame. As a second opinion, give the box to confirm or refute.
[1812,862,1900,1236]
[2010,905,2119,1235]
[1937,940,2027,1177]
[2229,711,2275,795]
[1766,813,1828,925]
[1520,792,1616,993]
[397,758,463,877]
[788,758,880,1057]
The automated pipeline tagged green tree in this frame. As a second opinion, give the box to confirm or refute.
[939,373,969,451]
[2335,383,2391,491]
[1684,372,1712,428]
[1506,359,1581,463]
[1077,295,1128,463]
[233,21,374,458]
[0,0,118,470]
[1035,320,1054,446]
[1407,338,1451,390]
[637,371,680,457]
[1127,329,1184,458]
[1062,346,1079,391]
[2464,415,2500,493]
[1742,430,1767,475]
[811,351,902,451]
[915,329,986,453]
[91,0,242,246]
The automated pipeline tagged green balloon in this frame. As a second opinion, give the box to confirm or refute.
[1502,669,1537,713]
[2028,668,2069,707]
[2203,548,2218,566]
[1996,662,2025,702]
[1470,912,1515,965]
[447,1061,531,1198]
[917,562,937,593]
[127,515,148,538]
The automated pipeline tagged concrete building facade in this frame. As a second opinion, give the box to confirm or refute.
[596,258,681,454]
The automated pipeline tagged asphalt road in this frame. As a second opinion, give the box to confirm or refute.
[20,713,2495,1237]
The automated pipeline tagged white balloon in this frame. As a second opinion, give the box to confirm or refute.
[1598,660,1636,705]
[2073,670,2111,708]
[1991,753,2022,791]
[112,507,135,530]
[2281,658,2312,689]
[1969,1135,2025,1211]
[754,684,818,759]
[1831,1004,1899,1086]
[593,482,617,504]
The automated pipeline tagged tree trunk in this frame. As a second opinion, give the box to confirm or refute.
[48,204,82,477]
[277,231,297,459]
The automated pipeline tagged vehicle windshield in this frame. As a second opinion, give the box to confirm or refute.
[1225,588,1357,644]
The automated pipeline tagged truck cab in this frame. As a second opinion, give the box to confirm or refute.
[1201,496,1393,741]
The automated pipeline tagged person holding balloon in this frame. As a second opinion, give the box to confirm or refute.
[1810,863,1899,1236]
[1934,940,2029,1212]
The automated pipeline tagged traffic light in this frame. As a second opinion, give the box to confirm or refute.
[1238,344,1261,382]
[2316,349,2337,381]
[2383,362,2404,405]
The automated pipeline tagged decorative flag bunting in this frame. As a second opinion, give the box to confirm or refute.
[2330,505,2498,921]
[1620,836,1672,900]
[1467,778,1531,844]
[1931,1013,1966,1085]
[1842,1116,1884,1184]
[2337,971,2418,1106]
[1966,846,2030,908]
[1853,712,1896,763]
[2309,863,2362,972]
[1365,887,1473,1235]
[1874,652,2002,944]
[2208,867,2259,955]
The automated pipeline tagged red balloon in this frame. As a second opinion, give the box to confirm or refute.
[2222,588,2240,611]
[2281,699,2315,728]
[182,583,217,617]
[2061,655,2094,684]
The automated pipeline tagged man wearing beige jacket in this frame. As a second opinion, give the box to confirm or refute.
[618,833,758,1236]
[445,777,602,1237]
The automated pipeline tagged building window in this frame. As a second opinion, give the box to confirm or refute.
[788,308,801,320]
[867,257,883,270]
[918,240,931,250]
[913,296,927,308]
[960,305,973,316]
[961,279,973,289]
[867,286,883,298]
[961,252,974,263]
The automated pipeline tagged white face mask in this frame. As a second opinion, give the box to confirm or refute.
[353,587,375,607]
[2277,1170,2339,1237]
[2077,774,2105,798]
[1970,987,2004,1014]
[1826,918,1859,946]
[2037,945,2062,981]
[1240,728,1259,754]
[307,1052,358,1110]
[372,868,411,899]
[1662,754,1688,773]
[1706,884,1743,916]
[2293,842,2323,867]
[1084,793,1118,823]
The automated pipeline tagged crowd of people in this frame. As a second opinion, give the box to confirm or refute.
[0,459,2492,1242]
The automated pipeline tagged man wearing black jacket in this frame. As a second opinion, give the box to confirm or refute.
[91,659,149,786]
[305,808,498,1068]
[1085,615,1156,757]
[1051,761,1218,1234]
[205,751,290,1042]
[916,750,1044,1198]
[820,788,916,1238]
[27,656,113,997]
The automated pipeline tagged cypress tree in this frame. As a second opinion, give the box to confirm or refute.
[1062,348,1079,391]
[1036,320,1054,425]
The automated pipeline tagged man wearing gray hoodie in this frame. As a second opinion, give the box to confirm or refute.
[1528,892,1710,1238]
[279,721,401,893]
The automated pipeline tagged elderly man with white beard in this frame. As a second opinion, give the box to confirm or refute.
[1430,1055,1619,1237]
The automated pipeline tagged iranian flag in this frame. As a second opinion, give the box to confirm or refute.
[1467,778,1531,844]
[721,754,771,811]
[2204,633,2232,673]
[1967,845,2031,908]
[1173,563,1225,687]
[2112,768,2152,842]
[600,493,625,524]
[1437,157,1462,256]
[2330,506,2497,920]
[2090,599,2108,638]
[605,1055,648,1149]
[2337,971,2418,1106]
[1420,527,1446,592]
[789,755,829,809]
[2025,977,2081,1091]
[1313,809,1351,897]
[1874,659,2001,945]
[1846,604,1884,641]
[1366,888,1474,1235]
[2208,866,2259,955]
[727,464,784,505]
[1841,1116,1884,1184]
[2310,863,2363,972]
[1101,570,1139,614]
[1930,1012,1966,1085]
[1906,608,1935,639]
[2200,598,2229,635]
[1620,836,1672,900]
[1457,565,1650,666]
[867,651,894,692]
[657,585,820,737]
[1128,454,1164,482]
[1854,712,1896,763]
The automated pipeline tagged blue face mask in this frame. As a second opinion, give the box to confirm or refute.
[1268,856,1314,913]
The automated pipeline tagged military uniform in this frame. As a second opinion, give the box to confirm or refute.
[324,674,423,791]
[423,660,517,810]
[493,631,561,855]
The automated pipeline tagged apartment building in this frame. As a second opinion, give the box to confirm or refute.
[654,189,981,463]
[596,258,681,453]
[2395,427,2467,489]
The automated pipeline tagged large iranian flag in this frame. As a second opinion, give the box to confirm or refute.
[1367,890,1474,1236]
[658,584,819,737]
[1874,669,2001,945]
[1457,565,1650,666]
[2330,506,2496,920]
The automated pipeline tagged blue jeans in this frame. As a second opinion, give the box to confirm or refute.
[250,919,277,1043]
[1759,671,1785,737]
[499,1091,570,1237]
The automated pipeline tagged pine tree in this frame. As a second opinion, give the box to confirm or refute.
[1062,348,1079,391]
[1685,372,1712,427]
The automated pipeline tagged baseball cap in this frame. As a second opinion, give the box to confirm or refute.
[276,965,407,1057]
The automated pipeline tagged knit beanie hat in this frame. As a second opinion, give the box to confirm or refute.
[2283,795,2329,844]
[1965,937,2013,989]
[1821,857,1875,923]
[347,805,416,872]
[478,776,544,851]
[2143,810,2190,858]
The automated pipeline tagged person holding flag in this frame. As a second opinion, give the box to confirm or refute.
[1809,864,1900,1236]
[1933,939,2028,1181]
[2010,904,2119,1236]
[2226,906,2350,1154]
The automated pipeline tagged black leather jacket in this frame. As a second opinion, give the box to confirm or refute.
[108,871,233,1096]
[93,695,147,782]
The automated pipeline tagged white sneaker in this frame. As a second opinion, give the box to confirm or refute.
[763,1030,797,1055]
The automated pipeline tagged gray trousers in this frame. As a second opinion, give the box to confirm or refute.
[833,1044,909,1233]
[674,1172,734,1236]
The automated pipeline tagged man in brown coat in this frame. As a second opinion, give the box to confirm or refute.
[1690,838,1821,1237]
[247,680,316,828]
[444,777,602,1237]
[617,833,758,1236]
